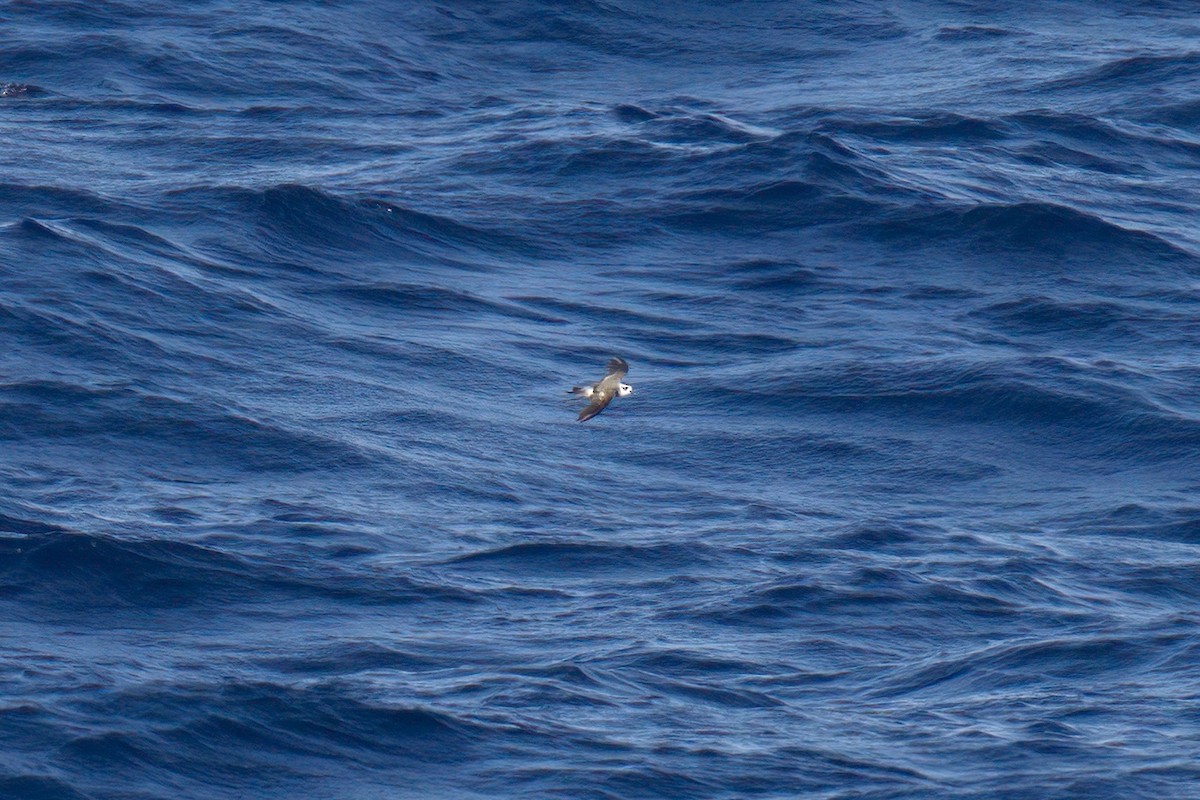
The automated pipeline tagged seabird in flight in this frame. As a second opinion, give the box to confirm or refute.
[568,357,633,422]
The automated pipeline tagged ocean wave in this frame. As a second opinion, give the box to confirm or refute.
[726,260,829,292]
[0,531,478,610]
[933,25,1021,41]
[6,215,247,287]
[971,295,1179,336]
[0,380,382,472]
[1060,503,1200,545]
[1043,52,1200,92]
[257,642,445,676]
[0,776,90,800]
[0,183,132,218]
[657,178,890,232]
[0,512,65,536]
[826,112,1012,143]
[717,355,1200,464]
[1013,140,1133,175]
[1143,97,1200,128]
[867,200,1193,259]
[868,631,1185,700]
[446,540,720,576]
[43,678,509,798]
[177,183,541,261]
[325,282,566,324]
[696,567,1024,633]
[153,681,486,757]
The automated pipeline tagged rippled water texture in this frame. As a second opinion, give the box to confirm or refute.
[3,2,1200,798]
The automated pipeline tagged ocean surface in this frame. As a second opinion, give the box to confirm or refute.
[3,2,1200,798]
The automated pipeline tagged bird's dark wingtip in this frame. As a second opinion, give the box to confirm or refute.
[605,356,629,377]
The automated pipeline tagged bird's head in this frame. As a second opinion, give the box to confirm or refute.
[617,383,633,397]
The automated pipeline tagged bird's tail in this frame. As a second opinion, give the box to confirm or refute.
[567,385,592,397]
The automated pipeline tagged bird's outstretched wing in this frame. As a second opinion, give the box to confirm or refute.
[577,387,614,422]
[605,357,629,379]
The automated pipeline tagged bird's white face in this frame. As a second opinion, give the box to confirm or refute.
[618,383,633,397]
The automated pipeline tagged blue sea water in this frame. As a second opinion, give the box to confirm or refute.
[3,1,1200,797]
